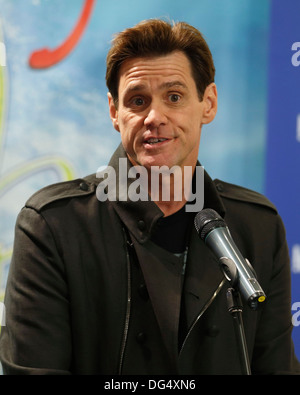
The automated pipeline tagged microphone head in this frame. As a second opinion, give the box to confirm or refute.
[194,208,226,240]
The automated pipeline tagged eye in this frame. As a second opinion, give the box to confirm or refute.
[132,97,145,107]
[168,94,181,103]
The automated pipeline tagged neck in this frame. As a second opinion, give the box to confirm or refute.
[154,200,187,217]
[148,164,195,217]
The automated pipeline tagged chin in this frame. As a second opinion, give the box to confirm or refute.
[141,159,172,170]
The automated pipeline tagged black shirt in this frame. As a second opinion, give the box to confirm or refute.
[151,205,195,254]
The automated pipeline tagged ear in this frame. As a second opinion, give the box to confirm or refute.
[108,92,120,132]
[201,83,218,125]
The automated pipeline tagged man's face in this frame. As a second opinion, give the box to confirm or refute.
[108,51,217,171]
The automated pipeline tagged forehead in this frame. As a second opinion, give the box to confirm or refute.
[118,51,195,93]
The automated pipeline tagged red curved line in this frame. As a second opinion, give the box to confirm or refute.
[29,0,96,69]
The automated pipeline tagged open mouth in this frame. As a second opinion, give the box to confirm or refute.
[144,138,168,145]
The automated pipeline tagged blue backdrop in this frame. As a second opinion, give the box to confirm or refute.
[266,0,300,359]
[0,0,299,362]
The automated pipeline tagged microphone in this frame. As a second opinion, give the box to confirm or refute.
[194,208,266,310]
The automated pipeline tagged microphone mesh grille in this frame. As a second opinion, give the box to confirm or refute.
[194,209,225,240]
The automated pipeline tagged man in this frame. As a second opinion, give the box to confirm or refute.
[0,19,299,375]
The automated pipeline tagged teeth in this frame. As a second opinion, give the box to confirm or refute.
[146,138,167,144]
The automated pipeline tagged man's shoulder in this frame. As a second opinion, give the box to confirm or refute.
[213,179,277,213]
[25,174,98,212]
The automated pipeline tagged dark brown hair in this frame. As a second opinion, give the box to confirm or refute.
[106,19,215,104]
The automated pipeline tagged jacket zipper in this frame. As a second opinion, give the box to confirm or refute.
[118,229,132,375]
[179,278,226,356]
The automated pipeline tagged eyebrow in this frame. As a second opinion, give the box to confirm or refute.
[159,81,188,90]
[124,80,188,95]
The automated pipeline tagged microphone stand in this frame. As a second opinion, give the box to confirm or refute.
[219,257,252,375]
[226,287,251,375]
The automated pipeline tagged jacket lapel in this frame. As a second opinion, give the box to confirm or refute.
[183,226,225,332]
[132,238,183,364]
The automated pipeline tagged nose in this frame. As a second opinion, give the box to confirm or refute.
[144,103,168,129]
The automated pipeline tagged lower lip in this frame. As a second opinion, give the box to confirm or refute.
[143,139,171,149]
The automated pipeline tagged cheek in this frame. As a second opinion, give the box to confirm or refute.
[185,108,203,135]
[175,110,202,137]
[118,112,144,147]
[119,109,138,128]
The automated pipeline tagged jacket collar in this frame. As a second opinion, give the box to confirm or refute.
[107,143,226,243]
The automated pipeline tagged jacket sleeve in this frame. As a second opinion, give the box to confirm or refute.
[251,215,300,375]
[0,207,72,374]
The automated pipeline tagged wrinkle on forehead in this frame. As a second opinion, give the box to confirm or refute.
[118,51,195,95]
[124,80,188,96]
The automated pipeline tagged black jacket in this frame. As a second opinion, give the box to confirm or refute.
[0,144,299,374]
